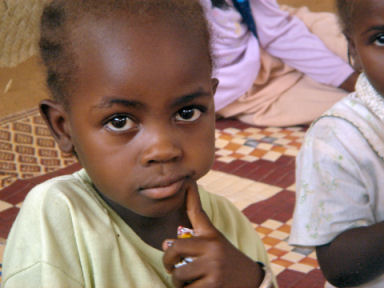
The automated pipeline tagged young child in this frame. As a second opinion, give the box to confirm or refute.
[203,0,359,127]
[2,0,277,287]
[290,0,384,287]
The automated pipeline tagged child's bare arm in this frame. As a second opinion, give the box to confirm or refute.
[316,222,384,287]
[162,182,266,288]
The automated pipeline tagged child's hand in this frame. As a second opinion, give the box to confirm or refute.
[162,181,264,288]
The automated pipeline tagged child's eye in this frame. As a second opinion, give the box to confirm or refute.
[374,34,384,46]
[105,115,136,132]
[175,106,204,122]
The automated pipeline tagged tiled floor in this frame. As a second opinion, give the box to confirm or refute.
[0,110,326,287]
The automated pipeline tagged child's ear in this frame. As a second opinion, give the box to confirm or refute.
[346,34,363,72]
[39,100,74,154]
[211,78,219,95]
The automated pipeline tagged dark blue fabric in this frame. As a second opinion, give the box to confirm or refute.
[232,0,258,37]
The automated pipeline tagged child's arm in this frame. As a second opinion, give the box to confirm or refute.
[252,0,354,89]
[316,222,384,287]
[162,182,269,288]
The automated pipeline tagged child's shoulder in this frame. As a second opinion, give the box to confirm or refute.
[306,93,369,140]
[313,73,384,135]
[299,91,384,169]
[309,92,383,148]
[21,169,94,211]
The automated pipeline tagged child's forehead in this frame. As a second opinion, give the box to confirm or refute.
[352,0,384,16]
[350,0,384,27]
[66,11,213,107]
[71,13,209,66]
[68,8,213,80]
[70,8,209,54]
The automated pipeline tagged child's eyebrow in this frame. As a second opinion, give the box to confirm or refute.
[91,90,211,111]
[171,90,212,108]
[365,25,384,33]
[92,97,144,110]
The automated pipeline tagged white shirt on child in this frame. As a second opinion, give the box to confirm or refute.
[200,0,354,110]
[3,169,276,288]
[289,74,384,288]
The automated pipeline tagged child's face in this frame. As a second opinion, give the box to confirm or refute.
[59,15,217,218]
[350,0,384,95]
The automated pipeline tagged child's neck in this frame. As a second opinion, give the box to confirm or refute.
[128,208,191,250]
[101,194,191,250]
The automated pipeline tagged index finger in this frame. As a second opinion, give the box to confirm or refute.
[186,181,215,236]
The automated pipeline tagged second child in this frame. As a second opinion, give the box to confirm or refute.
[290,0,384,287]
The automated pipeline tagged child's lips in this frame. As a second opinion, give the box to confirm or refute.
[139,178,185,200]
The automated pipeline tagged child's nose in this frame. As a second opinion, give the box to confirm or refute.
[140,128,182,166]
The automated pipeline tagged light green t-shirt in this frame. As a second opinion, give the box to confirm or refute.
[3,169,273,288]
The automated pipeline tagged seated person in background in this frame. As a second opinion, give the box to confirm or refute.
[290,0,384,287]
[203,0,359,127]
[2,0,277,287]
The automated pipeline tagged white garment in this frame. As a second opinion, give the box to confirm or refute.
[289,74,384,288]
[199,0,353,110]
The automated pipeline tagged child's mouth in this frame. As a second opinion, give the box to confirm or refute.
[139,178,185,200]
